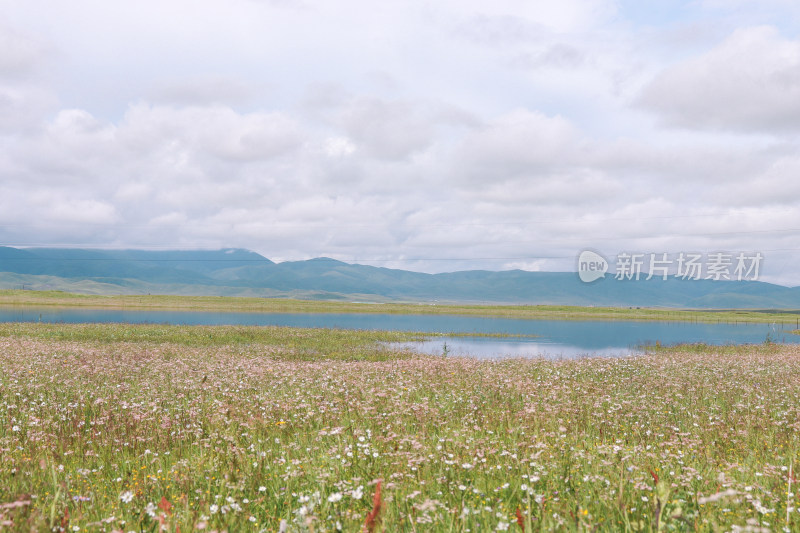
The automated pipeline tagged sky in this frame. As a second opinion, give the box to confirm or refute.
[1,0,800,284]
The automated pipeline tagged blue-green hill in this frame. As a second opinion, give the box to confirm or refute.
[1,247,798,308]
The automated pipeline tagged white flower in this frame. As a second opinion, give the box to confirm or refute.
[120,491,134,504]
[520,484,528,491]
[209,504,219,514]
[11,425,19,432]
[259,486,267,493]
[642,496,649,502]
[328,492,343,503]
[497,520,510,531]
[351,486,364,500]
[249,516,256,522]
[462,463,473,469]
[145,502,157,518]
[459,485,467,491]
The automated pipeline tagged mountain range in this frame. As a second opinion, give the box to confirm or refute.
[1,246,799,308]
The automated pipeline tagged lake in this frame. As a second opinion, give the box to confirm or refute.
[1,306,797,358]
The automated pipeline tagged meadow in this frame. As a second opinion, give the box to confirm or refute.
[2,289,800,325]
[0,322,798,532]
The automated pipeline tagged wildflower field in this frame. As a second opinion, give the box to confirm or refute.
[0,322,798,532]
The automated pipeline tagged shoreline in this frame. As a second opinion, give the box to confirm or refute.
[2,289,800,324]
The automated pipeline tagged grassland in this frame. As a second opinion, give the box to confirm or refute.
[0,323,798,532]
[2,289,800,325]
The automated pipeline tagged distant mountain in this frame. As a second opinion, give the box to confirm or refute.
[1,246,799,308]
[0,248,270,283]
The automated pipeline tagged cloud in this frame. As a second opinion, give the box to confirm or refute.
[0,2,799,284]
[721,154,800,206]
[338,98,437,160]
[119,104,303,162]
[510,43,587,70]
[0,23,48,77]
[333,97,476,161]
[148,76,258,107]
[0,24,55,133]
[454,109,580,183]
[637,26,800,132]
[323,137,356,158]
[439,0,617,34]
[0,83,54,133]
[452,14,549,46]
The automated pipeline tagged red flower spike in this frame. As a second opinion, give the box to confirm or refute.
[363,481,382,533]
[158,496,173,516]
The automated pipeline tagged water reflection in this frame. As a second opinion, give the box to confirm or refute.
[0,306,796,359]
[390,338,641,359]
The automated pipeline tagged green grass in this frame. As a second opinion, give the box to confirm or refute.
[2,289,800,324]
[0,323,428,361]
[0,323,798,531]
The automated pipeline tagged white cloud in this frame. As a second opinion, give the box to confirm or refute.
[338,98,437,160]
[0,23,48,77]
[0,2,799,284]
[638,26,800,132]
[324,137,356,158]
[148,76,258,107]
[438,0,617,34]
[0,83,54,133]
[121,104,303,162]
[0,23,55,132]
[454,109,580,183]
[721,155,800,205]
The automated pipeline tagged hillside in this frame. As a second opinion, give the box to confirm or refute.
[1,247,798,308]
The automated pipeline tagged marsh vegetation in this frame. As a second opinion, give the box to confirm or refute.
[0,323,797,531]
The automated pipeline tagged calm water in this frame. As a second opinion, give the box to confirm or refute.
[1,306,797,359]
